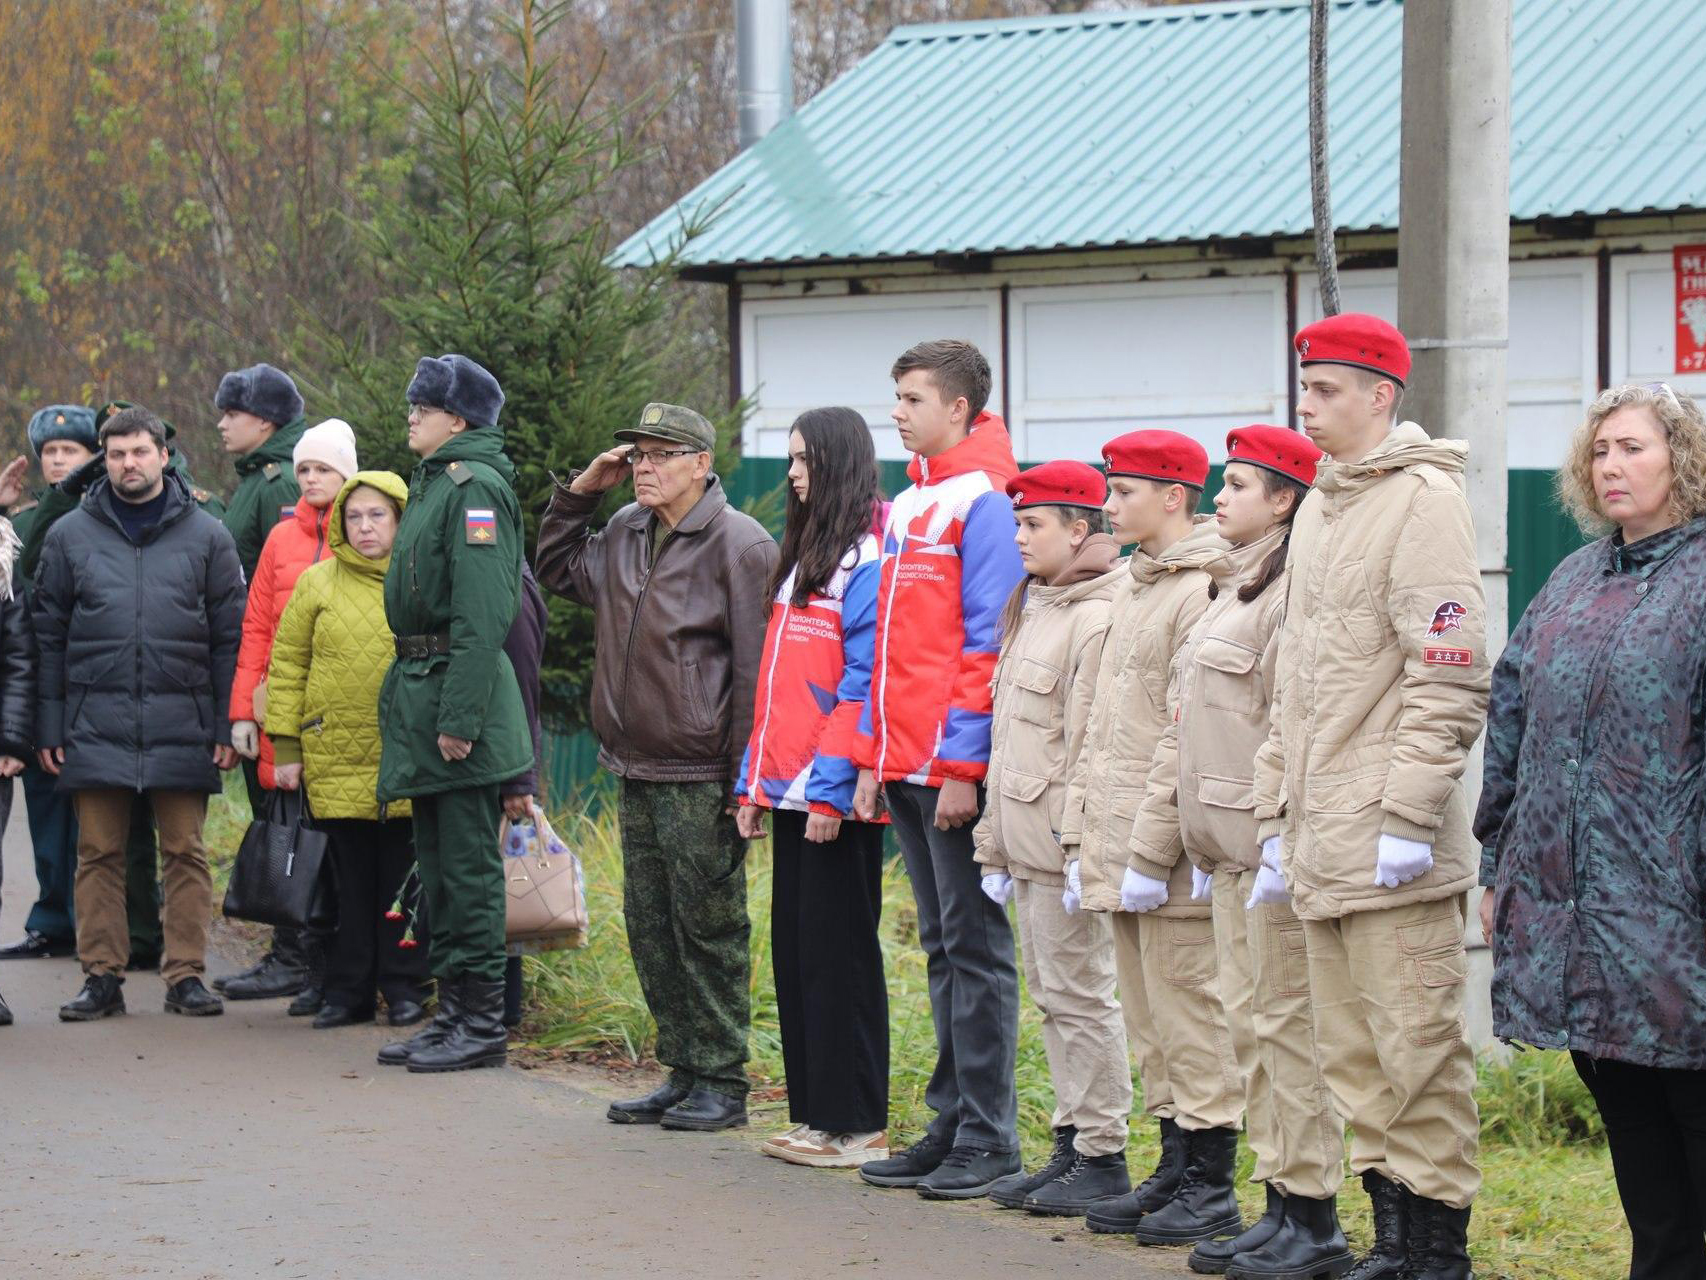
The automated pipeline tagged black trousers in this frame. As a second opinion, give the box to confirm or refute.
[319,817,430,1009]
[770,809,889,1134]
[1574,1051,1706,1280]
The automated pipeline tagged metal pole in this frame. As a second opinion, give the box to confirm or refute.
[736,0,794,150]
[1395,0,1513,1045]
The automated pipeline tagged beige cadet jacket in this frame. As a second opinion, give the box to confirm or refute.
[1063,517,1224,916]
[1131,527,1286,880]
[974,536,1121,887]
[1252,423,1490,920]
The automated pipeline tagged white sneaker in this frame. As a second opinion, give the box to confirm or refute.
[761,1123,811,1158]
[774,1129,890,1168]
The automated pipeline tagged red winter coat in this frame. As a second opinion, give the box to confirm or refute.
[230,497,336,787]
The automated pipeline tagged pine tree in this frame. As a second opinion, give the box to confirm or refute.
[319,0,735,730]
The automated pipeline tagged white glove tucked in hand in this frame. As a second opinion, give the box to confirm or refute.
[1246,836,1290,909]
[1119,867,1169,913]
[1062,859,1082,914]
[230,720,259,760]
[980,871,1014,907]
[1375,833,1434,888]
[1191,866,1214,901]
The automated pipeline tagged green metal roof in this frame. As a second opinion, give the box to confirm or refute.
[611,0,1706,274]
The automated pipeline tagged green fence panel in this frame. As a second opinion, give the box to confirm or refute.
[544,462,1590,800]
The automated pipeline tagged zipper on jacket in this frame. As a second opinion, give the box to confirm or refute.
[746,599,789,801]
[615,524,674,772]
[134,542,144,792]
[873,500,906,782]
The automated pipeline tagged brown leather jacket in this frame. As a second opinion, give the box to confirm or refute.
[535,474,778,785]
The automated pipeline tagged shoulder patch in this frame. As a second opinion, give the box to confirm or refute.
[447,461,474,487]
[262,461,281,480]
[464,508,497,545]
[192,488,211,503]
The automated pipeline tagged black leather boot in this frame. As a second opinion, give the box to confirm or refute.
[1401,1193,1472,1280]
[858,1131,954,1188]
[378,980,456,1066]
[405,977,507,1072]
[606,1079,691,1124]
[164,977,224,1016]
[1340,1172,1408,1280]
[989,1125,1078,1209]
[286,933,327,1016]
[659,1087,749,1132]
[1024,1151,1133,1215]
[1135,1126,1243,1244]
[1225,1192,1354,1280]
[1193,1183,1285,1274]
[1087,1117,1187,1233]
[0,989,11,1026]
[59,973,125,1021]
[219,949,307,1000]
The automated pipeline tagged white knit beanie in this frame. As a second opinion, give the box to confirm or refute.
[293,418,358,480]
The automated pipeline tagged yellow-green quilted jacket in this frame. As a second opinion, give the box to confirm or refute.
[265,471,412,820]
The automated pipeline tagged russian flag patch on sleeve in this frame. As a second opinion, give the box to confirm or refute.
[464,508,497,545]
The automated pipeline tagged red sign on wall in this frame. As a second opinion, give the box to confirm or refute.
[1676,245,1706,373]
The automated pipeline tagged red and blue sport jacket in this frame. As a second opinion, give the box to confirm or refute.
[855,412,1024,787]
[736,535,880,817]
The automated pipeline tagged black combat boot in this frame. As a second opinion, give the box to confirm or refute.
[59,973,125,1021]
[219,933,307,1001]
[1225,1192,1354,1279]
[659,1088,749,1132]
[164,977,224,1016]
[405,976,507,1072]
[1086,1117,1187,1233]
[0,989,11,1026]
[1134,1126,1243,1244]
[606,1079,692,1124]
[1402,1193,1472,1280]
[1193,1183,1285,1274]
[989,1125,1078,1208]
[378,979,456,1066]
[1024,1151,1133,1215]
[1339,1172,1408,1280]
[286,933,327,1016]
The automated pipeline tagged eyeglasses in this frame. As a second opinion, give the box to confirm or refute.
[407,403,448,417]
[626,446,700,466]
[1643,382,1683,407]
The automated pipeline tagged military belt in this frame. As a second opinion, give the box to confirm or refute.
[394,632,452,660]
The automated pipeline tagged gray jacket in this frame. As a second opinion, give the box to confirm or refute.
[33,471,246,794]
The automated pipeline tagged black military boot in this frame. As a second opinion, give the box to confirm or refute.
[0,989,11,1026]
[219,944,307,1001]
[1402,1193,1472,1280]
[405,977,507,1072]
[1087,1117,1187,1233]
[1135,1126,1243,1244]
[286,933,327,1016]
[1224,1192,1354,1279]
[378,979,457,1066]
[164,977,224,1016]
[1024,1151,1133,1215]
[606,1079,692,1124]
[1193,1183,1285,1274]
[1339,1172,1408,1280]
[989,1125,1078,1208]
[659,1088,749,1132]
[59,973,125,1021]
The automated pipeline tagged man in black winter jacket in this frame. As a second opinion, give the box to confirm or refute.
[32,407,246,1021]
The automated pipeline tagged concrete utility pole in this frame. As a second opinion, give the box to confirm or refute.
[1394,0,1513,1045]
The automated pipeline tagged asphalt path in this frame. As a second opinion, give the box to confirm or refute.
[0,787,1190,1279]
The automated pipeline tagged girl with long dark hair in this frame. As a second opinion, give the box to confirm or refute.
[1128,426,1348,1278]
[735,406,890,1169]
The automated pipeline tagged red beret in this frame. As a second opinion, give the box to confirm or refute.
[1294,312,1411,386]
[1006,460,1107,510]
[1226,424,1323,488]
[1101,429,1210,490]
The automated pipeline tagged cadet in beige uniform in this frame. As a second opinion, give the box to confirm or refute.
[973,460,1130,1216]
[1131,425,1348,1278]
[1253,314,1485,1280]
[1062,431,1243,1245]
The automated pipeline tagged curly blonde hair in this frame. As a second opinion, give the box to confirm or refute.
[1557,383,1706,535]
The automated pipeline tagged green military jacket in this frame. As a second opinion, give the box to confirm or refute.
[376,428,532,801]
[17,457,225,582]
[223,415,306,578]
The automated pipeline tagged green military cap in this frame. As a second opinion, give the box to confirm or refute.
[614,402,715,452]
[96,399,178,441]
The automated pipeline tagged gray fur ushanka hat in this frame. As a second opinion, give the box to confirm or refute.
[406,354,504,429]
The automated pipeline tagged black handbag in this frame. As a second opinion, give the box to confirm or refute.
[222,788,333,930]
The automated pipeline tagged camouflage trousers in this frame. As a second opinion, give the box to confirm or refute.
[619,779,751,1099]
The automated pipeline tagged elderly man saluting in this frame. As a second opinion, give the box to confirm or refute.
[536,402,777,1133]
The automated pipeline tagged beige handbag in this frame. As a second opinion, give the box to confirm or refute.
[502,803,588,953]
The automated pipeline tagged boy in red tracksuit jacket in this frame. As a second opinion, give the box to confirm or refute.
[853,339,1026,1200]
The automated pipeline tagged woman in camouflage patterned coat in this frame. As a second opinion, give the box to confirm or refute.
[1476,383,1706,1280]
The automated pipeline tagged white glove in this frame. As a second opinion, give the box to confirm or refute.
[1375,833,1434,888]
[1062,859,1082,914]
[980,871,1014,907]
[230,720,259,760]
[1246,836,1289,908]
[1190,866,1214,901]
[1119,867,1169,913]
